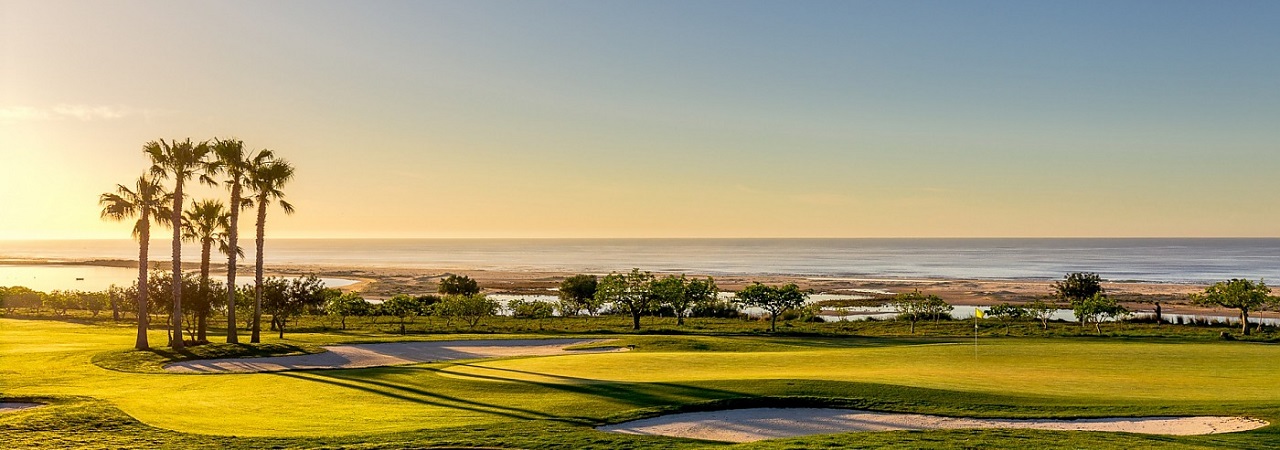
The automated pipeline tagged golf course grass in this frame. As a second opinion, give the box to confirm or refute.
[3,316,1279,449]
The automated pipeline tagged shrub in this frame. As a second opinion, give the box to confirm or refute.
[509,299,555,319]
[690,300,742,319]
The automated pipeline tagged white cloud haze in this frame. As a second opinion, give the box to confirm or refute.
[0,104,166,121]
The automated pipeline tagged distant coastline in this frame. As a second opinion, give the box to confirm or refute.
[2,238,1278,283]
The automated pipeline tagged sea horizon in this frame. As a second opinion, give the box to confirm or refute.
[3,237,1279,283]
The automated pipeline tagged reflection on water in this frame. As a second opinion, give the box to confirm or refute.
[0,264,356,292]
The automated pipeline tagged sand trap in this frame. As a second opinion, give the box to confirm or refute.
[0,402,41,414]
[165,339,623,374]
[599,408,1269,442]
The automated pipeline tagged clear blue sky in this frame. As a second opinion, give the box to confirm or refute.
[2,1,1278,238]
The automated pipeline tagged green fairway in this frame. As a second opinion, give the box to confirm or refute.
[3,317,1280,449]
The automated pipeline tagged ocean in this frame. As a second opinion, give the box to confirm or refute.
[2,238,1279,284]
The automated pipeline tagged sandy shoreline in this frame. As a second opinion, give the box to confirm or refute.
[599,408,1270,442]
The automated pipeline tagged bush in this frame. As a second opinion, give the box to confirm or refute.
[509,299,555,319]
[689,300,741,319]
[437,275,480,296]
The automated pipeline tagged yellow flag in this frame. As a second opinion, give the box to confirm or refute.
[975,309,985,319]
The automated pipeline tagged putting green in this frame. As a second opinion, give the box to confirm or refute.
[3,318,1279,440]
[441,340,1280,402]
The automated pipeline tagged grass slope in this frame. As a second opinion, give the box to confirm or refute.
[2,317,1278,449]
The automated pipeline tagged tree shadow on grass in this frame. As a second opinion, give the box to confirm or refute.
[274,364,751,424]
[273,371,566,422]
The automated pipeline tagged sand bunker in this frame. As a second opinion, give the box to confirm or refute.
[0,402,40,414]
[165,339,622,373]
[599,408,1269,442]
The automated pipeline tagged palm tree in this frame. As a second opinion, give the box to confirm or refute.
[146,138,213,349]
[181,199,232,342]
[248,156,295,343]
[99,175,172,350]
[210,138,271,343]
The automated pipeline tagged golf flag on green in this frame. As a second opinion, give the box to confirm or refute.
[975,309,985,319]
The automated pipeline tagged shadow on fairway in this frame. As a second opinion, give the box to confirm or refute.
[273,365,749,424]
[273,371,565,421]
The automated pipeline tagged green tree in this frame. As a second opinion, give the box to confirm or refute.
[181,199,234,342]
[920,296,953,322]
[649,275,689,324]
[234,284,256,331]
[1073,293,1128,335]
[43,290,74,316]
[265,275,328,339]
[649,275,718,326]
[326,292,370,330]
[1055,272,1104,329]
[209,138,272,344]
[890,290,931,332]
[247,155,296,343]
[1025,299,1057,330]
[100,174,172,350]
[382,294,421,334]
[437,294,499,330]
[3,286,45,314]
[1193,279,1272,335]
[106,284,126,321]
[146,138,214,349]
[144,270,202,343]
[437,274,480,296]
[595,269,655,330]
[509,298,555,329]
[987,303,1027,335]
[77,291,109,317]
[890,290,947,334]
[557,274,599,316]
[734,282,809,332]
[686,277,720,319]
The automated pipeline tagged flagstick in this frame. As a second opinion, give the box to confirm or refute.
[974,312,978,358]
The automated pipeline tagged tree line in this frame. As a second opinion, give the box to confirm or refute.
[99,138,296,350]
[972,272,1278,336]
[317,272,816,333]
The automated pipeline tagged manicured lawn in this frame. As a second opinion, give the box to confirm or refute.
[2,317,1279,449]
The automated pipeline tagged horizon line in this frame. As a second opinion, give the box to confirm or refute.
[4,236,1280,241]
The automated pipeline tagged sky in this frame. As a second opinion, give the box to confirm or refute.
[1,0,1278,239]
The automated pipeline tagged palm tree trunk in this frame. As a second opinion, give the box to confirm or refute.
[136,214,151,350]
[170,180,185,350]
[197,239,211,342]
[252,197,267,343]
[1241,309,1250,335]
[226,184,241,343]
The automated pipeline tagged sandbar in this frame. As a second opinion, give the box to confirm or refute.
[599,408,1269,442]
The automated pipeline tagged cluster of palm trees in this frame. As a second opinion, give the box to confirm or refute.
[99,138,295,350]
